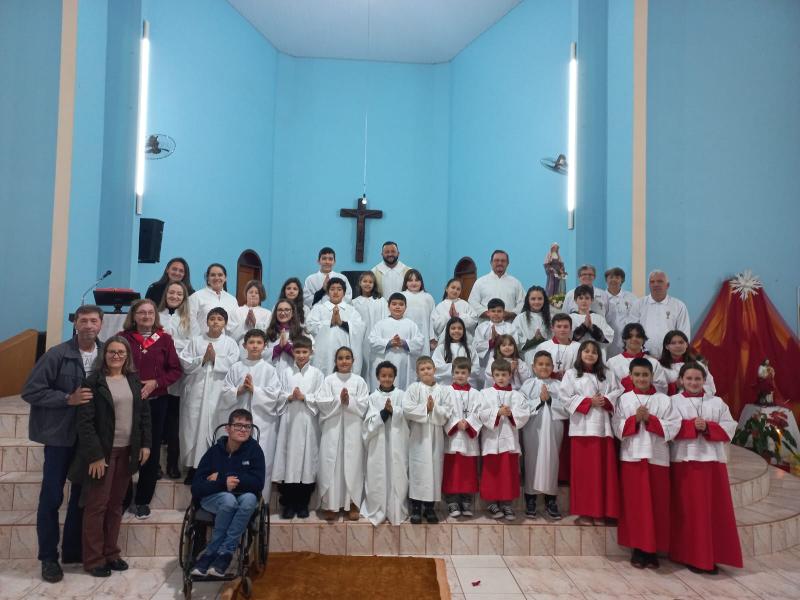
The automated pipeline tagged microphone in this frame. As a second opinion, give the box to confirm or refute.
[81,270,113,305]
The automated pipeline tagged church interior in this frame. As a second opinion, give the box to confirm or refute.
[1,0,800,598]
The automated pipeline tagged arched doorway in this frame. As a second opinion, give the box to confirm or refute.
[453,257,477,300]
[236,250,263,305]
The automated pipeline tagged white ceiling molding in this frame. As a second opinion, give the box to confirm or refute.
[227,0,522,64]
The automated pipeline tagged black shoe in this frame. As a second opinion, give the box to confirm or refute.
[525,495,538,518]
[134,504,151,520]
[296,505,310,519]
[156,466,163,480]
[89,565,112,577]
[281,505,296,520]
[545,500,562,521]
[630,549,646,569]
[645,553,660,569]
[41,560,64,583]
[423,503,439,524]
[410,500,422,524]
[184,468,196,486]
[167,465,182,479]
[688,563,718,574]
[107,558,128,571]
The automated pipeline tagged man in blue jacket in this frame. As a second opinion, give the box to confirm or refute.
[22,304,104,583]
[191,408,265,578]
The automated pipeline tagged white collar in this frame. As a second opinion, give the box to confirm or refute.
[646,294,671,305]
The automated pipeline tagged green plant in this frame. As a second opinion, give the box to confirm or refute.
[733,411,800,464]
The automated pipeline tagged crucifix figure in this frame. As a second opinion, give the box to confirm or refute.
[340,195,383,263]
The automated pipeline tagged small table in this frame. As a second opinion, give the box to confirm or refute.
[737,404,800,462]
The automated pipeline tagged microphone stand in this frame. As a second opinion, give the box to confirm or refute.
[81,270,112,305]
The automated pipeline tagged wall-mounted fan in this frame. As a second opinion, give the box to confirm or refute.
[145,134,176,159]
[540,154,567,175]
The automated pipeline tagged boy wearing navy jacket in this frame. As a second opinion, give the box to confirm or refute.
[191,409,265,577]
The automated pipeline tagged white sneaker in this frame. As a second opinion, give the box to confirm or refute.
[487,503,503,519]
[447,502,462,518]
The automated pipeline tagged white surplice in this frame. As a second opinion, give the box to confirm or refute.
[431,342,481,388]
[483,359,532,390]
[362,388,409,525]
[316,372,369,510]
[606,353,669,394]
[569,312,615,347]
[605,289,639,357]
[536,339,582,378]
[560,368,622,438]
[272,362,325,484]
[306,301,365,376]
[443,385,483,456]
[402,381,452,502]
[430,299,478,342]
[612,390,680,466]
[670,393,737,463]
[478,387,530,455]
[352,296,388,381]
[473,320,515,373]
[563,286,609,318]
[371,260,411,299]
[663,360,717,396]
[467,272,526,318]
[512,312,550,365]
[368,317,425,391]
[179,333,241,468]
[519,377,568,495]
[233,305,272,348]
[302,270,353,308]
[187,287,241,338]
[219,358,284,489]
[402,290,436,349]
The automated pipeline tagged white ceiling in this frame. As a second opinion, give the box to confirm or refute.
[227,0,522,64]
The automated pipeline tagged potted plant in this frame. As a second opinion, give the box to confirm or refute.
[733,410,800,470]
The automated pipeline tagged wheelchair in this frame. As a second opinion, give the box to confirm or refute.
[178,424,271,599]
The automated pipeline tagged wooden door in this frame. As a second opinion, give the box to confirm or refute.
[454,257,477,300]
[236,250,263,305]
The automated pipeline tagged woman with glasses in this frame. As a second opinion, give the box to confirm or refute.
[68,336,151,577]
[119,299,183,519]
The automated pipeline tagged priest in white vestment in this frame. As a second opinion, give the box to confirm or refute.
[371,241,412,298]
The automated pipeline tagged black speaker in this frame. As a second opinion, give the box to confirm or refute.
[138,218,164,263]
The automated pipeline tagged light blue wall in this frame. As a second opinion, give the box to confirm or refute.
[269,56,451,300]
[605,0,634,281]
[62,0,109,339]
[648,0,800,330]
[0,2,61,341]
[449,0,574,293]
[134,0,279,297]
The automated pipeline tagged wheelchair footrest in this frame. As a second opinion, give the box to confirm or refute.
[190,573,238,582]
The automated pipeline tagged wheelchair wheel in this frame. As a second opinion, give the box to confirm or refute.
[241,575,253,598]
[182,577,193,600]
[178,504,196,570]
[258,501,270,569]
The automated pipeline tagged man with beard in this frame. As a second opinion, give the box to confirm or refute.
[371,241,412,299]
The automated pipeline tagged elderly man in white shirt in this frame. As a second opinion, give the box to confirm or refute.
[634,270,691,358]
[467,250,525,321]
[562,264,609,317]
[371,241,412,299]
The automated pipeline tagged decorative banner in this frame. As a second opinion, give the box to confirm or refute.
[692,273,800,420]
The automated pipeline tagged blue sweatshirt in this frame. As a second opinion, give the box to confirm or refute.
[192,436,266,500]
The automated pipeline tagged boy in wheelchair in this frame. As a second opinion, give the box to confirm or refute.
[190,409,265,577]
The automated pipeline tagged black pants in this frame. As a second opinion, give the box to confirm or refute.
[134,395,168,505]
[37,445,82,561]
[278,483,315,509]
[163,394,180,470]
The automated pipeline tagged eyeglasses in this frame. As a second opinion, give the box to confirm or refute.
[229,423,252,431]
[276,308,293,313]
[106,350,127,357]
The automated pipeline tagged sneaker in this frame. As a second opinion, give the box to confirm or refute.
[525,496,538,518]
[447,502,462,518]
[460,500,473,517]
[410,501,422,524]
[423,503,439,523]
[487,503,503,519]
[41,560,63,583]
[134,504,151,520]
[295,505,310,519]
[501,504,515,521]
[191,551,215,576]
[208,553,233,577]
[545,500,562,521]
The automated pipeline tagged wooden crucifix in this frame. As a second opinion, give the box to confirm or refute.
[340,195,383,263]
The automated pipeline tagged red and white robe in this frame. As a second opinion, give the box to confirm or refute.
[612,388,680,553]
[442,383,483,494]
[607,351,669,394]
[669,392,742,570]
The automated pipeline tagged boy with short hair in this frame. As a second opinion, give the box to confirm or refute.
[442,357,483,518]
[402,356,452,524]
[271,336,324,519]
[604,267,638,357]
[536,313,580,379]
[368,292,425,390]
[569,285,614,347]
[478,358,530,520]
[191,409,265,578]
[474,298,515,377]
[519,351,568,520]
[303,247,352,308]
[612,358,680,569]
[362,361,409,525]
[306,278,365,376]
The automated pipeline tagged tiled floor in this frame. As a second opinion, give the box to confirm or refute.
[4,547,800,599]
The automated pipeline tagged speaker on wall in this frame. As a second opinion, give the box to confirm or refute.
[138,218,164,263]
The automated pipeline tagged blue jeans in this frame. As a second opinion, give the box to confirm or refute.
[200,492,258,556]
[37,445,83,561]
